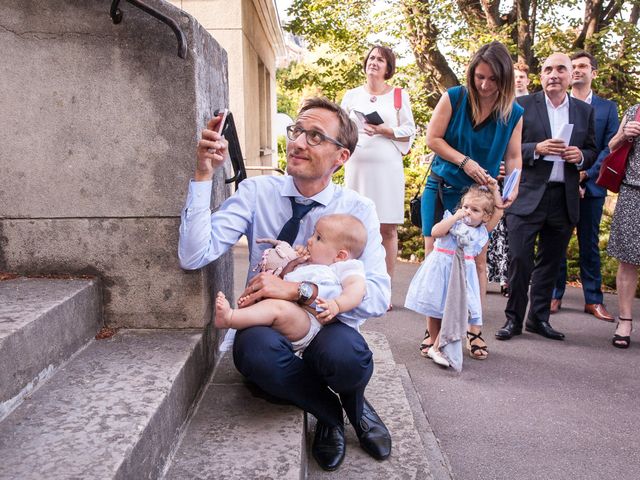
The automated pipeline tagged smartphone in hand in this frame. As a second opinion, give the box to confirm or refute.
[215,108,229,135]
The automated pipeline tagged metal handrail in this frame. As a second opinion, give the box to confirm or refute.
[110,0,187,59]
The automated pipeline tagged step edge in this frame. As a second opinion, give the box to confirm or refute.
[0,279,102,408]
[0,336,97,423]
[400,364,455,480]
[158,336,219,480]
[114,330,211,480]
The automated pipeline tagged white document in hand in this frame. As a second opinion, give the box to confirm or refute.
[544,123,574,162]
[502,168,521,202]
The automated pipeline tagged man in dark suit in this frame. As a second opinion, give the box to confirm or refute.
[550,51,619,321]
[496,53,597,341]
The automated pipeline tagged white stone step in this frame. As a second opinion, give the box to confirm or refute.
[165,329,453,480]
[164,352,306,479]
[0,278,101,419]
[0,329,208,480]
[306,331,452,479]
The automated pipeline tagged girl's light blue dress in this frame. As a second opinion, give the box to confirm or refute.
[405,211,489,324]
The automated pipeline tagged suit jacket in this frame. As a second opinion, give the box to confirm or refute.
[583,94,619,197]
[508,91,597,224]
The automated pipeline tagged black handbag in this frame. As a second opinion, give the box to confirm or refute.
[409,192,423,228]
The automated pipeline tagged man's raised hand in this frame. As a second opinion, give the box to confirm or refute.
[195,116,229,181]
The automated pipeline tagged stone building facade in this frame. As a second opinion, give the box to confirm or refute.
[169,0,285,173]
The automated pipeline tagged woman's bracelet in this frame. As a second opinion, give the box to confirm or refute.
[458,156,471,169]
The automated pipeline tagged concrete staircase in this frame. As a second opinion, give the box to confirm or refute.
[164,352,307,480]
[0,276,451,479]
[164,330,452,480]
[0,278,208,479]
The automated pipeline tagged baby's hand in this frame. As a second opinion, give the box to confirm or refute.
[486,177,498,189]
[316,297,339,323]
[237,294,251,308]
[279,255,309,278]
[453,209,467,220]
[294,245,309,256]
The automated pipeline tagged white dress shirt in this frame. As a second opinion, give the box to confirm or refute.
[545,93,570,182]
[571,90,593,105]
[179,175,391,333]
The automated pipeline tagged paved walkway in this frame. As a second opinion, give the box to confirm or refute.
[233,246,640,479]
[366,258,640,480]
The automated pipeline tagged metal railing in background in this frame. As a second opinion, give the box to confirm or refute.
[110,0,187,59]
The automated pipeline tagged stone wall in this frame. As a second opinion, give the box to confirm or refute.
[0,0,232,335]
[168,0,283,170]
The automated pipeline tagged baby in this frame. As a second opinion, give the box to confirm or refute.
[215,213,368,354]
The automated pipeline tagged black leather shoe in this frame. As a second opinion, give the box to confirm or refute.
[312,422,345,471]
[495,319,522,340]
[525,320,565,340]
[354,399,392,460]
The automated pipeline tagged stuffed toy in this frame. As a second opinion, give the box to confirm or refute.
[254,239,300,276]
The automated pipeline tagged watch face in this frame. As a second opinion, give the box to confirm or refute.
[299,282,313,302]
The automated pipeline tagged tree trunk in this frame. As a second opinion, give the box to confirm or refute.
[515,0,535,69]
[574,0,603,50]
[401,0,460,107]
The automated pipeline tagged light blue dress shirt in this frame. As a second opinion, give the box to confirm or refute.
[179,175,391,330]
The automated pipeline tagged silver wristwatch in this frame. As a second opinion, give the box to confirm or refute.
[297,281,314,304]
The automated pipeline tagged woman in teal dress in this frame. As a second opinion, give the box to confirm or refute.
[418,41,523,360]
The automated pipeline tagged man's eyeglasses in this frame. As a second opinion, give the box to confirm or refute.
[573,62,595,71]
[286,125,345,149]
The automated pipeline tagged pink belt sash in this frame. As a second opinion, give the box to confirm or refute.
[435,247,474,261]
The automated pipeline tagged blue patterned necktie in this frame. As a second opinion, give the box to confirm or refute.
[276,197,319,245]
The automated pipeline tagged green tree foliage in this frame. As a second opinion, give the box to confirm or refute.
[282,0,640,118]
[278,0,640,295]
[399,0,640,111]
[283,0,378,102]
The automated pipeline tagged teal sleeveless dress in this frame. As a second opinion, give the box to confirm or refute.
[420,86,523,235]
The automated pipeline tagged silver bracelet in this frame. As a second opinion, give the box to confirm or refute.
[458,156,471,169]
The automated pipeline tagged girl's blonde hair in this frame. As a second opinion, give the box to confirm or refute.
[460,184,497,218]
[466,41,515,126]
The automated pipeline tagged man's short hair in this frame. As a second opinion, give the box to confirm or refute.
[298,97,358,155]
[570,50,598,70]
[513,61,530,74]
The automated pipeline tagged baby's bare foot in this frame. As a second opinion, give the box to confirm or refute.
[215,292,234,328]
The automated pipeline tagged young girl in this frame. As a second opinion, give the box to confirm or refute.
[405,181,503,368]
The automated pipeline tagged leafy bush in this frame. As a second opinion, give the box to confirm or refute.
[398,142,430,262]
